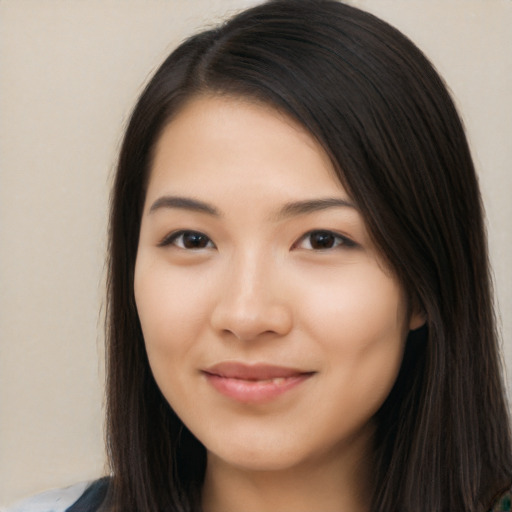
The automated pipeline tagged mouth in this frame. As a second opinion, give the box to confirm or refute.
[202,362,315,403]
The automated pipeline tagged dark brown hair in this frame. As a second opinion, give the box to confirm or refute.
[105,1,512,510]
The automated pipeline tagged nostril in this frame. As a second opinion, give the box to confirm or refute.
[211,299,293,342]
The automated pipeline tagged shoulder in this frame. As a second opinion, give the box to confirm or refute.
[4,478,109,512]
[490,487,511,512]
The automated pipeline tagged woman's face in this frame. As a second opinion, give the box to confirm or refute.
[134,95,423,473]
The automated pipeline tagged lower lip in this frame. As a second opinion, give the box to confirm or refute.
[203,373,312,403]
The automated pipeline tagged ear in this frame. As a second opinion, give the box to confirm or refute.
[409,309,427,331]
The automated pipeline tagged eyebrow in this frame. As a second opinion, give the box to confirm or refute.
[275,197,357,220]
[148,196,220,216]
[147,195,357,219]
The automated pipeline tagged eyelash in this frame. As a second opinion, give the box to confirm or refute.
[158,230,215,250]
[293,230,357,250]
[159,229,356,251]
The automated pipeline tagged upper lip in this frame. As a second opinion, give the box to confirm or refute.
[203,362,312,380]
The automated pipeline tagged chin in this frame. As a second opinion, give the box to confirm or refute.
[203,432,311,472]
[202,417,376,476]
[210,448,307,473]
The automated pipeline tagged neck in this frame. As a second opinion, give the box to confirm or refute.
[201,430,373,512]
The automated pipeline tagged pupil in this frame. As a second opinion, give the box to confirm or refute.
[311,231,335,249]
[183,232,207,248]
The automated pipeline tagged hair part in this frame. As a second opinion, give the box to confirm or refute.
[105,1,512,510]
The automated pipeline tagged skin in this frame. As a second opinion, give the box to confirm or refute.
[134,95,424,512]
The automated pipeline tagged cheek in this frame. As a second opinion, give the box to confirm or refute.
[302,256,405,334]
[134,256,209,370]
[133,259,208,418]
[297,263,407,392]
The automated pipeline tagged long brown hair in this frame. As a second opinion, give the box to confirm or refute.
[105,1,512,510]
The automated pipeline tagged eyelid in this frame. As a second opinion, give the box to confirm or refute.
[292,229,358,250]
[158,229,215,249]
[157,229,356,251]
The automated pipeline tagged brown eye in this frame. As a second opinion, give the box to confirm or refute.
[294,230,356,251]
[181,232,211,249]
[309,231,338,249]
[161,230,215,250]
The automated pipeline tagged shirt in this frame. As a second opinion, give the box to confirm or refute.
[5,478,511,512]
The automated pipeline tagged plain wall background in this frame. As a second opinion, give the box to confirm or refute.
[1,0,510,506]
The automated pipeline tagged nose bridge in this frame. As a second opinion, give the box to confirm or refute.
[231,246,269,303]
[211,245,292,340]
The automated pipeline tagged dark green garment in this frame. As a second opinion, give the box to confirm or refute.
[66,480,511,512]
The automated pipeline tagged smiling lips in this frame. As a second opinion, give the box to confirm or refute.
[202,362,314,403]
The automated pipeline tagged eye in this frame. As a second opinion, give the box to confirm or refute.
[159,230,215,250]
[293,230,356,250]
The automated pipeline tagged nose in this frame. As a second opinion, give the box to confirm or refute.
[210,253,293,342]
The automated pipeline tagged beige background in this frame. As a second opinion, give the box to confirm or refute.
[1,0,510,506]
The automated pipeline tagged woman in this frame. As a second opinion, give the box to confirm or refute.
[9,0,512,511]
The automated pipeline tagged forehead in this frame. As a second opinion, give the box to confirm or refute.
[147,94,347,203]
